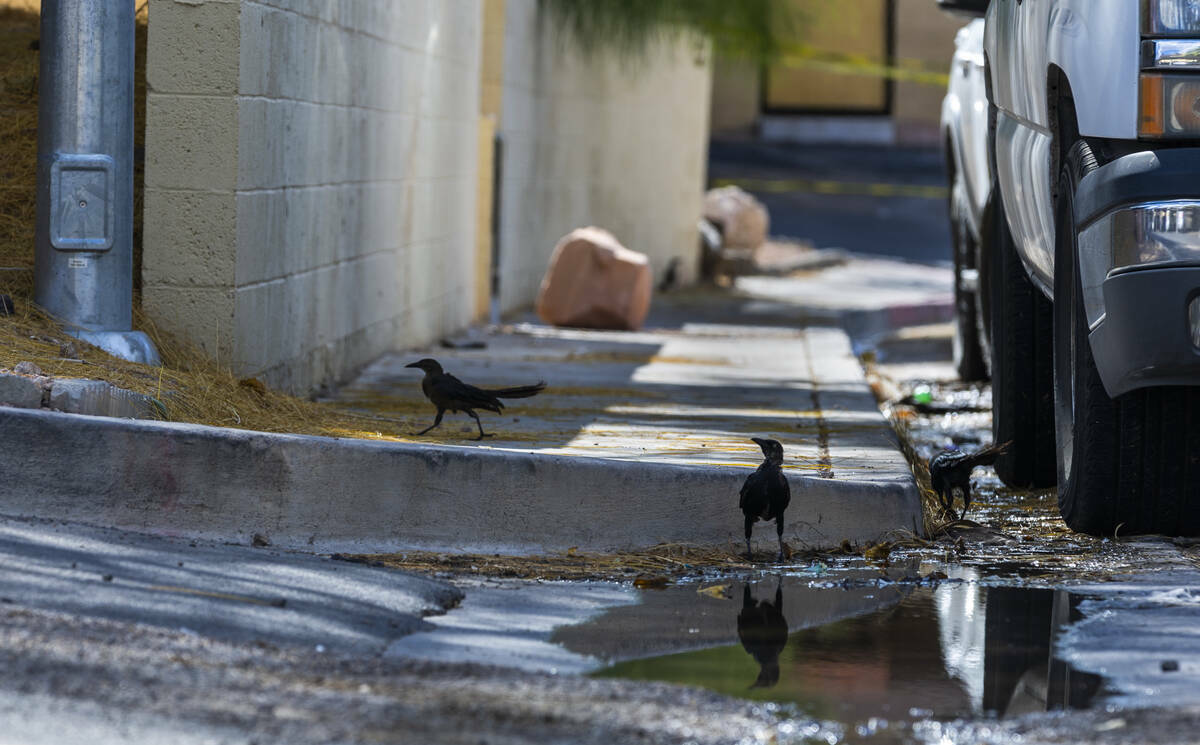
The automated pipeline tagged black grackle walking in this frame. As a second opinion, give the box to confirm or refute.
[737,581,789,689]
[739,437,791,561]
[405,358,546,440]
[928,440,1011,519]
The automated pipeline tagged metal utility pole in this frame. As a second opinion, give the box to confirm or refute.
[35,0,159,365]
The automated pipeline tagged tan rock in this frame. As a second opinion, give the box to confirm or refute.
[535,227,652,331]
[702,185,769,250]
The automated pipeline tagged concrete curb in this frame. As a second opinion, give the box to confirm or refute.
[0,371,159,419]
[0,407,921,554]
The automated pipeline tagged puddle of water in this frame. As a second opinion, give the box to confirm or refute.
[589,574,1104,732]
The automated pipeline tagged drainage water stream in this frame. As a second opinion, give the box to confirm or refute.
[585,573,1103,731]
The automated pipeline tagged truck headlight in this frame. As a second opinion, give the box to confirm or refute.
[1078,201,1200,328]
[1146,0,1200,35]
[1139,73,1200,136]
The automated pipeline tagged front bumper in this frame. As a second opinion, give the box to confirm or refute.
[1075,148,1200,397]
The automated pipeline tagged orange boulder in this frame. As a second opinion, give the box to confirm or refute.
[535,227,652,331]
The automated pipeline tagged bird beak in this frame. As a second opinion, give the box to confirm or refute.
[404,361,420,369]
[750,437,766,448]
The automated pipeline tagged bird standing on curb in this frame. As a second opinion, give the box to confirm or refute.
[928,440,1011,519]
[405,358,546,440]
[739,437,791,562]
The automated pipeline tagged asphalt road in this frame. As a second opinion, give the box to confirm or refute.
[0,515,461,654]
[708,139,952,265]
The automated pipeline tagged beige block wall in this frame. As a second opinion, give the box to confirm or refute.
[144,0,482,394]
[892,0,963,144]
[496,0,713,313]
[710,55,761,136]
[709,1,963,145]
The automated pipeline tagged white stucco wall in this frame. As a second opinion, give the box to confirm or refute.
[144,0,482,393]
[497,0,713,313]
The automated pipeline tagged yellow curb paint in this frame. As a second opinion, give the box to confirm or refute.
[711,177,949,200]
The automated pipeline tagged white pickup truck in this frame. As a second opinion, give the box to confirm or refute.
[940,0,1200,536]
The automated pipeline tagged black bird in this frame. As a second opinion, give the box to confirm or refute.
[405,358,546,440]
[657,257,682,293]
[737,581,789,689]
[928,440,1011,519]
[739,437,791,561]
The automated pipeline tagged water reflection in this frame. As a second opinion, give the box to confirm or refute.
[737,580,788,688]
[594,572,1104,725]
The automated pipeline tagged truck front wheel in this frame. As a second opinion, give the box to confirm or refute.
[1053,141,1200,535]
[988,194,1056,489]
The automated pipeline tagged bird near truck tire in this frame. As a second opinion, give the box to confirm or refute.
[928,440,1011,520]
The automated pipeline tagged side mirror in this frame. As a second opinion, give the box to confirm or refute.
[937,0,988,17]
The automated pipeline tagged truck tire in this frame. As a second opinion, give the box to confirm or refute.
[989,194,1056,489]
[951,187,989,382]
[1053,141,1200,535]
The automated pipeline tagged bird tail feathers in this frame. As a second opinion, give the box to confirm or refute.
[968,440,1012,467]
[486,381,547,399]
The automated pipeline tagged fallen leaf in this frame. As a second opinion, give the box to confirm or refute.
[863,542,893,562]
[238,377,267,396]
[1094,718,1126,732]
[566,546,578,557]
[634,575,671,590]
[697,584,731,600]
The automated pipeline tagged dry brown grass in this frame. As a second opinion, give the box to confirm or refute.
[0,7,38,296]
[341,541,861,582]
[0,293,428,438]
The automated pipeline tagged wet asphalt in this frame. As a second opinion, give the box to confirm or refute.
[373,324,1200,744]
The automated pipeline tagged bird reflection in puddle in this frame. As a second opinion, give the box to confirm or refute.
[737,580,789,688]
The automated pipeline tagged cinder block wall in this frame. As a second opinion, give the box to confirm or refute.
[496,0,713,313]
[143,0,482,394]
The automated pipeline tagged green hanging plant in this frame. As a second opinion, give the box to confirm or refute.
[537,0,799,64]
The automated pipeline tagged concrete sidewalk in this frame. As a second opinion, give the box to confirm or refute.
[0,258,933,554]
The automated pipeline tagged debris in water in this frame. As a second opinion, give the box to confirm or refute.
[800,562,829,576]
[863,542,893,563]
[634,575,671,590]
[697,584,731,600]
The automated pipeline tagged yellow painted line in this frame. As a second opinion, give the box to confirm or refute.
[777,43,952,87]
[711,177,948,200]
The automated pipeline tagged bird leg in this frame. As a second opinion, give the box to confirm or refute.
[938,490,958,521]
[775,517,785,563]
[744,515,755,561]
[416,409,445,436]
[959,486,970,520]
[466,409,493,440]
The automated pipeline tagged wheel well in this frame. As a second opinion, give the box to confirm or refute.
[945,132,957,185]
[1047,65,1079,208]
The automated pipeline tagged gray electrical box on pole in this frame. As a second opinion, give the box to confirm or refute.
[35,0,159,365]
